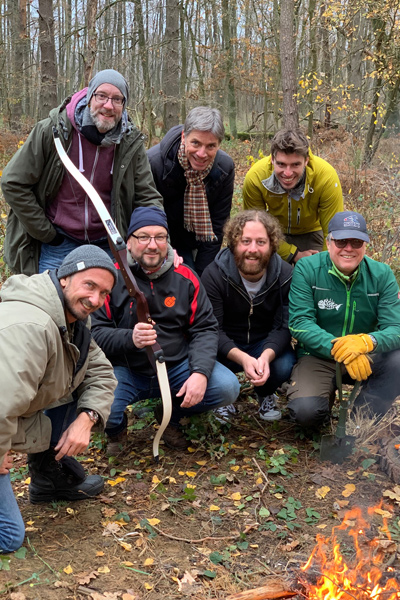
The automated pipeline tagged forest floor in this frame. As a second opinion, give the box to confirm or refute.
[1,127,400,600]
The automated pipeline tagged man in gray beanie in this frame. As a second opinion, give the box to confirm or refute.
[1,68,163,277]
[0,246,117,554]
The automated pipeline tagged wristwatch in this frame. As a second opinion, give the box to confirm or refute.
[368,334,378,350]
[81,409,100,425]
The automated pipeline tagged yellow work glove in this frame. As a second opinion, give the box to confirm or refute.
[331,333,374,364]
[345,355,372,381]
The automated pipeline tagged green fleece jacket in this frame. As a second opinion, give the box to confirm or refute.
[0,271,117,467]
[1,96,163,275]
[243,151,343,261]
[289,252,400,360]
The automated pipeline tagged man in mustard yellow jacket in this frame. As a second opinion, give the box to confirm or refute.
[243,129,343,264]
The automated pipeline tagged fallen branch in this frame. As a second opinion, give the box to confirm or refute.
[225,579,298,600]
[151,522,258,544]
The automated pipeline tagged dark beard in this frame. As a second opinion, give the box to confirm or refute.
[233,248,271,278]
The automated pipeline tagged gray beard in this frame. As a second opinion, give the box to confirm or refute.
[90,108,117,133]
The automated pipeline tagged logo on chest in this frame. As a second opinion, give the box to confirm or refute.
[318,298,343,311]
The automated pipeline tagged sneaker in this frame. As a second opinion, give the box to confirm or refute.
[213,404,237,424]
[258,394,282,421]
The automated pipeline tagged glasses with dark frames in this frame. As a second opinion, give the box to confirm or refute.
[92,93,125,106]
[131,234,168,245]
[332,238,365,249]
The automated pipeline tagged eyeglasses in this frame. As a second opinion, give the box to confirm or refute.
[332,238,365,249]
[92,93,125,107]
[131,234,168,245]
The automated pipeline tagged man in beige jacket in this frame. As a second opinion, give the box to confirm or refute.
[0,245,117,553]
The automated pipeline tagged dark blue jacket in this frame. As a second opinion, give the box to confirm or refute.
[147,125,235,275]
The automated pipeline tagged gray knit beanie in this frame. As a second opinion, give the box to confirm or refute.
[57,245,118,285]
[86,69,129,105]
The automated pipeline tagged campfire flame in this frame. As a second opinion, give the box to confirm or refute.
[301,506,400,600]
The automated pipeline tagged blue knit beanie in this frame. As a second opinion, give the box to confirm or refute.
[127,207,169,239]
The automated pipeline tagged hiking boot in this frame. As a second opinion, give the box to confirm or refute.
[213,403,237,424]
[105,412,128,456]
[154,404,189,451]
[28,448,104,504]
[258,394,282,421]
[106,428,128,456]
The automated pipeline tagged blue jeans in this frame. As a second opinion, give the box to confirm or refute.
[219,340,296,399]
[39,238,113,273]
[106,359,241,436]
[0,474,25,553]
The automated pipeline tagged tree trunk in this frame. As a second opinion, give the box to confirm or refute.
[133,0,154,143]
[162,0,180,131]
[222,0,237,137]
[279,0,299,129]
[84,0,97,85]
[38,0,58,118]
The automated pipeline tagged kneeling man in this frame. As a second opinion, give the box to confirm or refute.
[288,211,400,428]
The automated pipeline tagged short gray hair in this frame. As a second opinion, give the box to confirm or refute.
[184,107,225,143]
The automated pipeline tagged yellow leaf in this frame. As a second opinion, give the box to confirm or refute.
[196,460,206,466]
[144,583,153,590]
[209,505,220,511]
[27,520,35,526]
[168,477,176,484]
[316,486,330,499]
[1,213,7,219]
[121,561,134,566]
[274,493,283,499]
[96,551,105,556]
[63,565,73,574]
[342,484,356,497]
[152,475,160,484]
[143,558,154,566]
[187,446,196,452]
[147,518,160,526]
[231,465,240,472]
[97,566,110,574]
[24,477,31,484]
[186,484,196,489]
[178,471,185,475]
[186,471,196,478]
[317,524,327,529]
[231,492,241,501]
[375,508,393,518]
[106,477,126,487]
[66,508,75,515]
[119,541,132,551]
[256,477,263,485]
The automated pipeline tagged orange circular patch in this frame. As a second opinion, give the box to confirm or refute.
[164,296,176,307]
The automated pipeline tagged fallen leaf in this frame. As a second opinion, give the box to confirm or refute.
[196,460,206,466]
[231,465,240,472]
[316,486,330,499]
[342,484,356,497]
[66,508,75,515]
[97,565,110,574]
[144,583,153,590]
[375,508,393,518]
[282,540,300,552]
[77,571,97,585]
[231,492,241,501]
[106,477,126,487]
[102,522,121,536]
[96,552,105,557]
[119,541,132,551]
[209,505,220,511]
[186,471,196,478]
[63,564,73,574]
[143,558,154,566]
[152,475,160,484]
[168,477,176,484]
[256,477,263,485]
[122,594,138,600]
[9,593,26,600]
[147,518,160,526]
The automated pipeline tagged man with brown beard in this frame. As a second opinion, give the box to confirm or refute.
[202,210,295,421]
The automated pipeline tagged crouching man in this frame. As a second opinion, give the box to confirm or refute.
[0,246,117,553]
[91,206,240,454]
[287,211,400,428]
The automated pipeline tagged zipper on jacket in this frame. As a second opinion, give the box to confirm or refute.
[247,301,254,344]
[297,207,301,225]
[349,300,356,332]
[287,197,292,233]
[150,281,155,296]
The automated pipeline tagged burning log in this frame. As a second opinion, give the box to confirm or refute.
[225,579,299,600]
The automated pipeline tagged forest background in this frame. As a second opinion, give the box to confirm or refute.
[0,3,400,599]
[0,0,399,281]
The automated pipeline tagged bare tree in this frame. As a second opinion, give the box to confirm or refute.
[162,0,180,130]
[279,0,299,129]
[38,0,58,118]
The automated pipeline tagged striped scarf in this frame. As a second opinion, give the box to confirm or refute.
[178,141,217,242]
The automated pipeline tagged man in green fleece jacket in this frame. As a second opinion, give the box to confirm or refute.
[287,211,400,428]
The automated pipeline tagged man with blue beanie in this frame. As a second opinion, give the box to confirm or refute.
[92,206,240,454]
[1,68,163,276]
